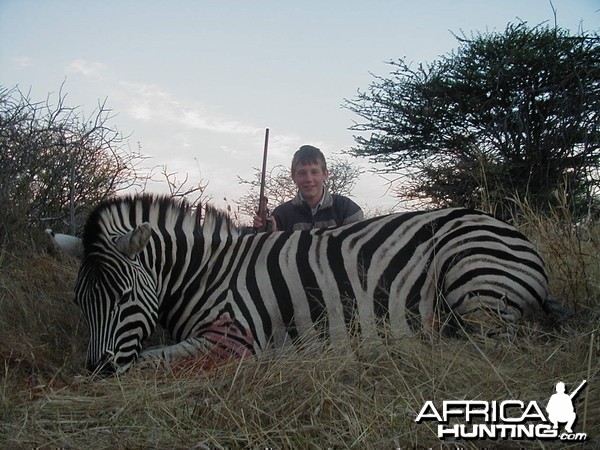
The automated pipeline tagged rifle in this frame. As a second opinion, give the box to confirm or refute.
[569,379,587,400]
[256,128,270,232]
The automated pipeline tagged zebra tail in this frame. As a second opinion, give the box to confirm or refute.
[542,296,573,330]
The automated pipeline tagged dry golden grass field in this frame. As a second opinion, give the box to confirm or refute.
[1,208,598,449]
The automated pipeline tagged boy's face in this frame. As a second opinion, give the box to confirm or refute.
[292,161,328,204]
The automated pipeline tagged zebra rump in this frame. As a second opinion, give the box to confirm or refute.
[73,194,549,373]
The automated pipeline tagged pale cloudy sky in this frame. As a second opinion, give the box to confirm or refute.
[1,0,598,219]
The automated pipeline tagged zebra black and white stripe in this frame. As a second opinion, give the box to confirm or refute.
[73,194,549,373]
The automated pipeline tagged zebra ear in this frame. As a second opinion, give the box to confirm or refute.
[115,223,153,258]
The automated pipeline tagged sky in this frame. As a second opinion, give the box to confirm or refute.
[1,0,599,220]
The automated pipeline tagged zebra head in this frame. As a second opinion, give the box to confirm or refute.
[75,223,158,374]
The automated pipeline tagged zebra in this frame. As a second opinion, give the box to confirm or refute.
[72,194,549,373]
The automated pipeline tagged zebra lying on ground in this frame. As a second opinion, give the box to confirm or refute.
[71,194,549,374]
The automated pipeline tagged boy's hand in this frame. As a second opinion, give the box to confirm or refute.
[253,214,277,231]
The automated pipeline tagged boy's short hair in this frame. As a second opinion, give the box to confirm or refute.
[291,145,328,174]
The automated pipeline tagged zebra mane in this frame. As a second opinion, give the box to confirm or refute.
[201,205,241,241]
[82,194,239,256]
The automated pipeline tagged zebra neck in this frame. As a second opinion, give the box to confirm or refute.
[153,228,235,335]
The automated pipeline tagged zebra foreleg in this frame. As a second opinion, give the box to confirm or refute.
[137,314,255,370]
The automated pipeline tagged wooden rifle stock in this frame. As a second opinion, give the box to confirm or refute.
[256,128,269,232]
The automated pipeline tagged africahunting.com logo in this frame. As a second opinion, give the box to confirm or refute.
[416,380,588,442]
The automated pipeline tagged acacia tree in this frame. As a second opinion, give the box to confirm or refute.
[0,85,145,246]
[344,23,600,218]
[237,155,363,219]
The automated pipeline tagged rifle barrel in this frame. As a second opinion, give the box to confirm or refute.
[569,379,587,399]
[257,128,269,231]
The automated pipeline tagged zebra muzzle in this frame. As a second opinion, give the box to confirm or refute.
[87,350,117,376]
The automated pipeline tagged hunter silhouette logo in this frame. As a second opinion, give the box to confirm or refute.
[416,380,588,441]
[546,380,586,434]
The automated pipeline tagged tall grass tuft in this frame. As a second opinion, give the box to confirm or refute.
[508,194,600,311]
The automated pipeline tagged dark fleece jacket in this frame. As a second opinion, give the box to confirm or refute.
[271,187,363,231]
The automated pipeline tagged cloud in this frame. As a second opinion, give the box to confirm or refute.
[66,59,107,78]
[14,56,33,68]
[119,81,262,135]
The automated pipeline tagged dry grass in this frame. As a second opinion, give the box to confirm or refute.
[1,211,599,448]
[508,195,600,310]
